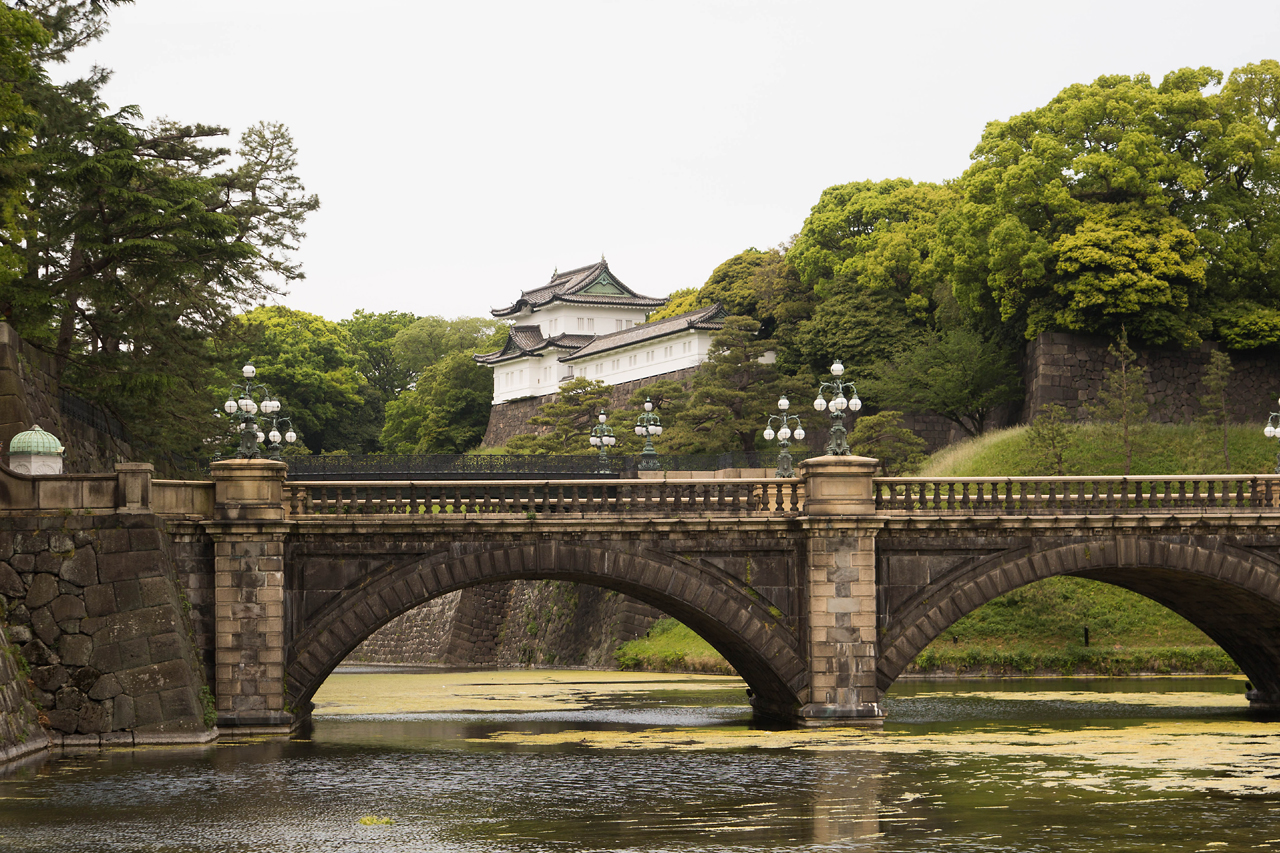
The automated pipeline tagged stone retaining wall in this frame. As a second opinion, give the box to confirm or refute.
[0,323,133,474]
[0,622,47,762]
[351,581,664,669]
[1024,331,1280,424]
[0,513,211,741]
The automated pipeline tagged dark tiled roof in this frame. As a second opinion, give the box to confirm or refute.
[472,327,596,366]
[560,304,728,362]
[491,260,665,318]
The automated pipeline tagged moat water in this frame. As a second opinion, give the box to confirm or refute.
[0,669,1274,852]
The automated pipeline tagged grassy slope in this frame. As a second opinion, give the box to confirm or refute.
[621,422,1268,676]
[911,421,1270,675]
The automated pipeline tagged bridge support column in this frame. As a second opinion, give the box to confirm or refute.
[797,456,885,727]
[207,460,294,731]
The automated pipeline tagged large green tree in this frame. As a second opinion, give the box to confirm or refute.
[0,2,319,469]
[505,377,612,455]
[943,63,1280,349]
[865,328,1022,438]
[225,306,372,455]
[673,316,795,454]
[788,179,954,374]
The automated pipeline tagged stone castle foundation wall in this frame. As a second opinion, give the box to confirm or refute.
[351,581,664,670]
[0,323,134,474]
[1024,332,1280,424]
[0,513,213,746]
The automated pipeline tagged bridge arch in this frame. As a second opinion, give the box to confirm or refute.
[879,536,1280,707]
[286,540,808,721]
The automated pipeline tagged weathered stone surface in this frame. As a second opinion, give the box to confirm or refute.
[159,687,196,719]
[148,632,184,664]
[9,553,32,573]
[21,638,57,666]
[54,685,85,711]
[6,603,28,625]
[134,692,162,726]
[25,572,57,609]
[77,700,109,734]
[30,606,59,646]
[60,548,97,587]
[118,636,151,670]
[30,664,67,693]
[34,550,60,574]
[98,550,162,583]
[45,709,79,733]
[48,534,74,556]
[58,633,92,668]
[0,562,23,598]
[50,593,86,623]
[7,624,31,644]
[113,693,135,730]
[84,583,114,618]
[71,665,100,693]
[88,673,122,700]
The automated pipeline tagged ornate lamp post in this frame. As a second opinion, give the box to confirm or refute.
[588,408,616,473]
[220,362,297,460]
[812,359,861,456]
[1264,400,1280,474]
[762,395,805,477]
[633,398,663,471]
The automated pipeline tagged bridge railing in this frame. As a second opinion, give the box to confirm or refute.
[874,475,1280,515]
[283,477,804,517]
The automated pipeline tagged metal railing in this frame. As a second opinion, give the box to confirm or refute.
[284,478,804,517]
[874,475,1280,515]
[281,450,817,480]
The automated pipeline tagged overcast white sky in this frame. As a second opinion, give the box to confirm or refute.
[57,1,1280,323]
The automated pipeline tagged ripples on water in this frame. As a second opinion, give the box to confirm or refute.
[0,673,1276,852]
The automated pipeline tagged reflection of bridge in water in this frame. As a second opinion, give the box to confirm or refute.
[9,458,1280,731]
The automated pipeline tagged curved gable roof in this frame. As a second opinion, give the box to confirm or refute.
[491,260,665,318]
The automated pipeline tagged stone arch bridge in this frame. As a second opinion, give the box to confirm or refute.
[6,458,1280,733]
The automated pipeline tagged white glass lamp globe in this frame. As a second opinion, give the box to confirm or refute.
[285,430,297,443]
[830,360,845,377]
[778,396,789,411]
[644,400,654,412]
[832,394,847,412]
[242,363,256,379]
[255,431,265,444]
[269,429,281,444]
[1267,425,1277,438]
[794,428,805,441]
[778,427,791,441]
[223,399,237,415]
[590,436,601,446]
[264,399,280,414]
[237,397,252,413]
[246,400,258,415]
[598,412,607,423]
[654,425,662,435]
[849,395,862,412]
[813,396,827,412]
[763,428,776,441]
[635,425,645,436]
[606,435,616,446]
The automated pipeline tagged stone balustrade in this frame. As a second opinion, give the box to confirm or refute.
[283,477,805,517]
[874,475,1280,514]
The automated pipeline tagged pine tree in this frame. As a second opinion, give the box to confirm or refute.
[1197,350,1234,472]
[1086,329,1148,476]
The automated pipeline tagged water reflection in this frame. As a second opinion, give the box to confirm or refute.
[0,674,1274,852]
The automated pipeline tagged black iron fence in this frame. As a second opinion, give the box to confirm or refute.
[282,450,817,480]
[58,389,131,443]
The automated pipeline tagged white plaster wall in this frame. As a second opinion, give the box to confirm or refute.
[523,303,650,338]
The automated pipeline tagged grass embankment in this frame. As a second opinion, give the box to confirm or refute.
[913,421,1266,676]
[614,618,737,676]
[619,423,1266,677]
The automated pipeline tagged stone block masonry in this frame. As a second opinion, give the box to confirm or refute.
[352,581,664,669]
[0,513,211,741]
[1024,331,1280,424]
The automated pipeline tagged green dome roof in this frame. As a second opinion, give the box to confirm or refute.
[10,425,64,455]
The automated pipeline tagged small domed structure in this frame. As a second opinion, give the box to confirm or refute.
[8,425,65,475]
